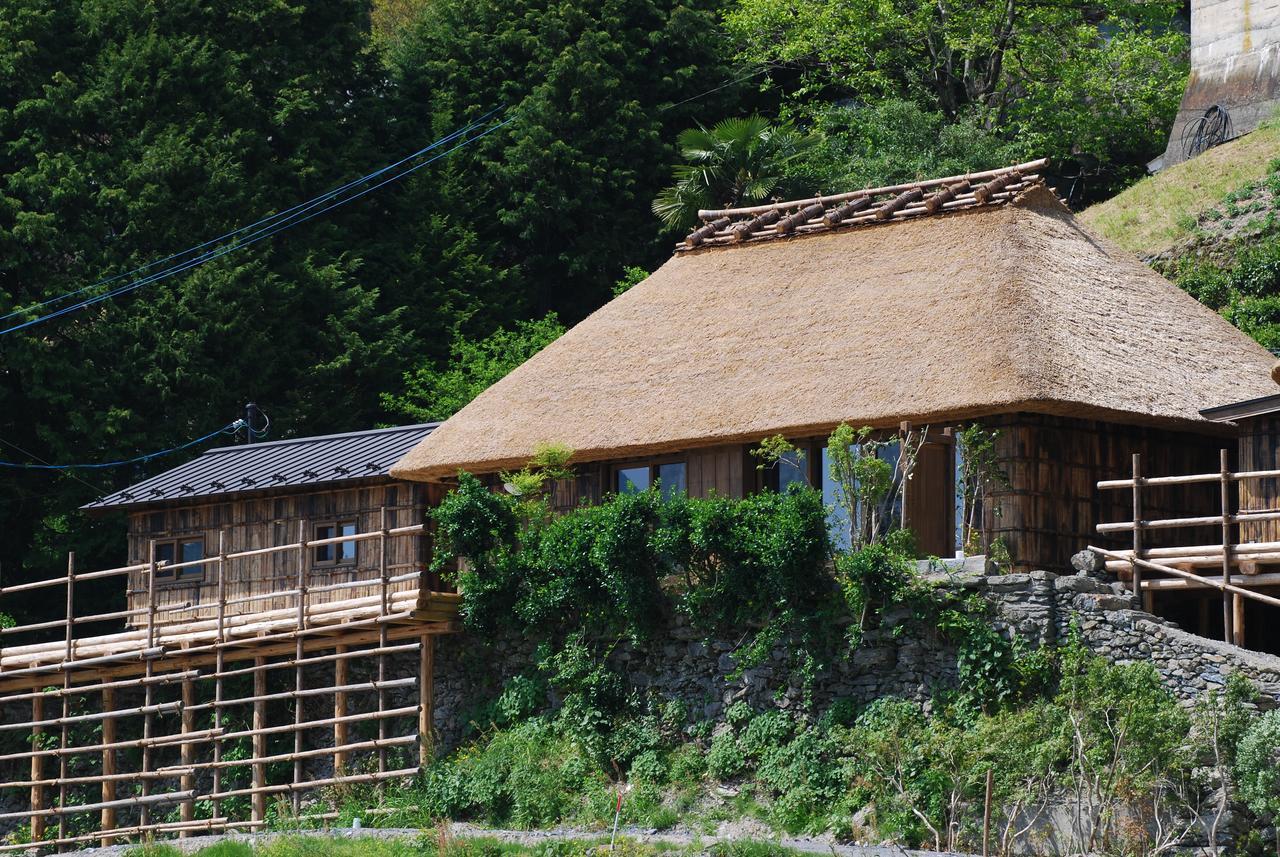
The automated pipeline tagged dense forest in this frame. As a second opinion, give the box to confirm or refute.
[0,0,1191,611]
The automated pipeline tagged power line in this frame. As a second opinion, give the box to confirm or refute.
[0,420,244,470]
[2,110,514,336]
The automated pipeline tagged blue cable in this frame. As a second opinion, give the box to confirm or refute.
[0,107,505,326]
[0,112,516,337]
[0,420,245,470]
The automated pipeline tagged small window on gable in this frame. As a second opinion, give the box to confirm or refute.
[315,520,358,566]
[153,538,204,584]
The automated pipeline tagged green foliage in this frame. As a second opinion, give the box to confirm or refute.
[434,474,832,650]
[782,100,1027,195]
[954,423,1008,556]
[652,116,819,231]
[385,314,565,423]
[1172,232,1280,351]
[1235,710,1280,824]
[724,0,1187,197]
[499,442,576,500]
[612,266,649,298]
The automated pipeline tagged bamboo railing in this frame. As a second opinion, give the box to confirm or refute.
[1092,450,1280,646]
[0,511,455,850]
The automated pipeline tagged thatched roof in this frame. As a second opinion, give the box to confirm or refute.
[392,166,1278,483]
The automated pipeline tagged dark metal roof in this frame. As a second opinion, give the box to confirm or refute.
[83,423,438,511]
[1200,394,1280,423]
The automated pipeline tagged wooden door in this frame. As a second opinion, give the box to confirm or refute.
[905,441,955,558]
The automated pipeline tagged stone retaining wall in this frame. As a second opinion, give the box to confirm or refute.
[427,569,1280,748]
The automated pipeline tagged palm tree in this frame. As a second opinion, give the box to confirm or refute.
[652,115,818,231]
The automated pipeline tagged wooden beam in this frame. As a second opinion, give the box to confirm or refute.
[29,696,43,843]
[334,645,349,774]
[420,634,435,765]
[251,656,267,824]
[180,678,196,834]
[100,687,116,847]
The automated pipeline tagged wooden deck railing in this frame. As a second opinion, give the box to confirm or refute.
[0,512,457,850]
[1092,450,1280,646]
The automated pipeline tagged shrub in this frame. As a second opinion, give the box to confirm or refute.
[1236,709,1280,852]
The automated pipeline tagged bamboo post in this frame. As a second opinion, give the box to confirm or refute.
[140,541,157,829]
[419,635,434,765]
[1221,450,1239,646]
[30,696,44,843]
[213,530,227,821]
[333,646,349,774]
[378,507,389,777]
[179,679,196,834]
[251,656,267,824]
[58,552,74,844]
[100,687,116,846]
[293,520,308,814]
[982,768,993,857]
[1131,454,1145,608]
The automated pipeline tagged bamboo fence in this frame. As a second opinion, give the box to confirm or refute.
[1093,450,1280,646]
[0,512,457,851]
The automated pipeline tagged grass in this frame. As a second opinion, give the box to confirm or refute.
[1078,121,1280,256]
[124,834,813,857]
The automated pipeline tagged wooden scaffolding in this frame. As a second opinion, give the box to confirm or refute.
[0,515,459,851]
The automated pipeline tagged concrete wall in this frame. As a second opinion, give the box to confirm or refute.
[1160,0,1280,168]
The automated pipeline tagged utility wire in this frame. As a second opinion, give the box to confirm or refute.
[2,110,513,336]
[0,420,244,470]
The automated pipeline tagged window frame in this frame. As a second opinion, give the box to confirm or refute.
[611,456,689,499]
[313,519,359,568]
[152,536,207,585]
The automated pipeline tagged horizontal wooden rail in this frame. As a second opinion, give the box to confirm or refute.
[0,789,195,821]
[1089,546,1280,609]
[1098,467,1280,490]
[1096,509,1280,534]
[185,677,416,713]
[158,735,417,773]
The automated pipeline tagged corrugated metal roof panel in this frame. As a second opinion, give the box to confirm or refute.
[83,423,438,511]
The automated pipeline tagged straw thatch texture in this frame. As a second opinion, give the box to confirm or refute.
[392,185,1277,482]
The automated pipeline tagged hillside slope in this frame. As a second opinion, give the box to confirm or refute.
[1080,124,1280,257]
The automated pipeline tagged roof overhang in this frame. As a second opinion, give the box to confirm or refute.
[1200,393,1280,423]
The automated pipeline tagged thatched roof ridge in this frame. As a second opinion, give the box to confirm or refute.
[680,159,1050,250]
[392,181,1277,483]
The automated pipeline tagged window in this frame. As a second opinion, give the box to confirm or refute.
[821,440,902,550]
[617,466,651,494]
[615,461,687,500]
[153,538,205,584]
[765,448,808,493]
[657,462,687,500]
[314,520,358,566]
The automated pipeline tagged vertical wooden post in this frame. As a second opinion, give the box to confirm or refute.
[30,696,44,844]
[1221,449,1236,645]
[377,507,389,777]
[419,635,435,765]
[139,540,158,830]
[251,656,267,824]
[179,678,196,834]
[100,688,116,846]
[1131,454,1145,606]
[213,530,227,821]
[293,520,308,814]
[1233,593,1246,648]
[58,552,74,843]
[982,768,993,857]
[334,646,349,774]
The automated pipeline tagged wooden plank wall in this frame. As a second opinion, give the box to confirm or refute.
[125,482,429,626]
[1239,415,1280,543]
[984,414,1226,571]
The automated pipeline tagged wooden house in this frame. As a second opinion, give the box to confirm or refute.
[391,161,1277,571]
[83,423,442,625]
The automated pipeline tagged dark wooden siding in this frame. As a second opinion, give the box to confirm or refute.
[1239,414,1280,542]
[984,414,1226,571]
[125,481,430,626]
